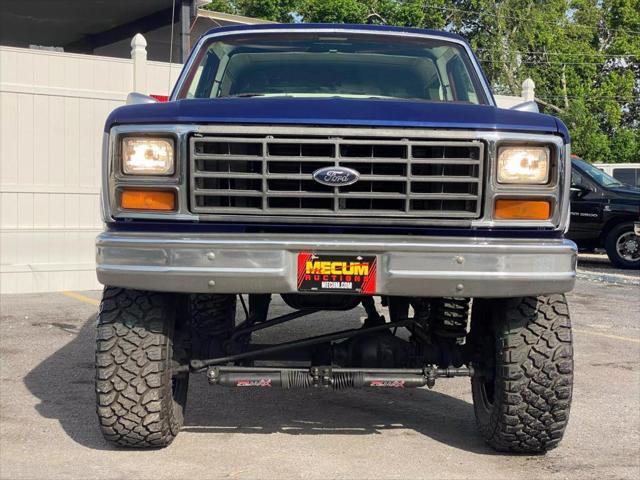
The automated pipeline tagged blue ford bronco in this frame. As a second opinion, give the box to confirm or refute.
[96,24,576,451]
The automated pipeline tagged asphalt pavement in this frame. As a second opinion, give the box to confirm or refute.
[577,252,640,286]
[0,270,638,479]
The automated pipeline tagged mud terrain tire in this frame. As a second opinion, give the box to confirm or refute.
[95,287,188,448]
[470,295,573,453]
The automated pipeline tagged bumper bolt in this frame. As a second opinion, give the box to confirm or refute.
[455,256,464,264]
[208,280,216,288]
[456,283,464,292]
[206,252,216,261]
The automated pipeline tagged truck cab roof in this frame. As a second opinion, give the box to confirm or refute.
[200,22,470,45]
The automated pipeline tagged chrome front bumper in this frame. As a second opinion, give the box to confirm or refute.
[96,231,577,297]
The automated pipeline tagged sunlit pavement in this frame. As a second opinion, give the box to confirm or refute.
[577,252,640,286]
[0,278,638,480]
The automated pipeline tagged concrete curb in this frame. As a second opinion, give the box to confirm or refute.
[577,270,640,286]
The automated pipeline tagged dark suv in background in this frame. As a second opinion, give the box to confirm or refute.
[569,156,640,269]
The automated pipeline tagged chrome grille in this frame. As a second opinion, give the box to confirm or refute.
[189,135,484,222]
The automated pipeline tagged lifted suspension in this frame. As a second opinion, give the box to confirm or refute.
[187,317,415,372]
[179,297,475,386]
[206,365,474,389]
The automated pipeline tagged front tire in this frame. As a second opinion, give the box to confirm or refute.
[95,287,189,448]
[189,294,237,358]
[605,222,640,269]
[470,295,574,453]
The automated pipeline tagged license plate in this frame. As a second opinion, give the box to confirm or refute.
[297,253,377,294]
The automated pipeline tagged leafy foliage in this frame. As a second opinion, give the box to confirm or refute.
[203,0,640,163]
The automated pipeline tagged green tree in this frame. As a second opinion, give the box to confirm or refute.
[299,0,368,23]
[202,0,299,22]
[447,0,639,162]
[202,0,236,14]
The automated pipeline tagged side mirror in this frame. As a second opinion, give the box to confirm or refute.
[570,185,591,199]
[510,101,539,113]
[126,92,158,105]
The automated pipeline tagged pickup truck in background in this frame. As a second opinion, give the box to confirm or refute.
[569,156,640,269]
[593,162,640,189]
[95,24,577,453]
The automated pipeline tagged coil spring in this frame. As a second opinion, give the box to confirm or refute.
[281,371,366,389]
[432,297,470,338]
[281,370,314,389]
[332,372,365,389]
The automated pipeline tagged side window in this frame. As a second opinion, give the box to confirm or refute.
[421,60,444,102]
[571,170,586,188]
[612,168,639,188]
[186,65,203,99]
[445,56,479,104]
[192,51,221,99]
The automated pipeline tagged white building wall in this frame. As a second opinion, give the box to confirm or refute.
[0,40,180,294]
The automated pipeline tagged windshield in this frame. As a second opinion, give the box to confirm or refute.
[573,158,624,188]
[178,33,488,104]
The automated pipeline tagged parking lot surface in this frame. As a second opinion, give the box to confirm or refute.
[577,253,640,285]
[1,274,639,479]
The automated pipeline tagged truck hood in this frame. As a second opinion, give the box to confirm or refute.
[105,97,567,141]
[607,185,640,198]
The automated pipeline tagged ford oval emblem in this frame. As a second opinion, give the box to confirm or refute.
[312,166,360,187]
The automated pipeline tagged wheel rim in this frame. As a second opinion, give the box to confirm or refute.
[616,231,640,262]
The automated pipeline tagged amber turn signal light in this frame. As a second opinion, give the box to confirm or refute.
[120,189,176,211]
[494,199,551,220]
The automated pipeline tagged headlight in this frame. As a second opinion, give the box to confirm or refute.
[122,137,174,175]
[497,146,550,184]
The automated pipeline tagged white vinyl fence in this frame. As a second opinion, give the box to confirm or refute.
[0,35,180,294]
